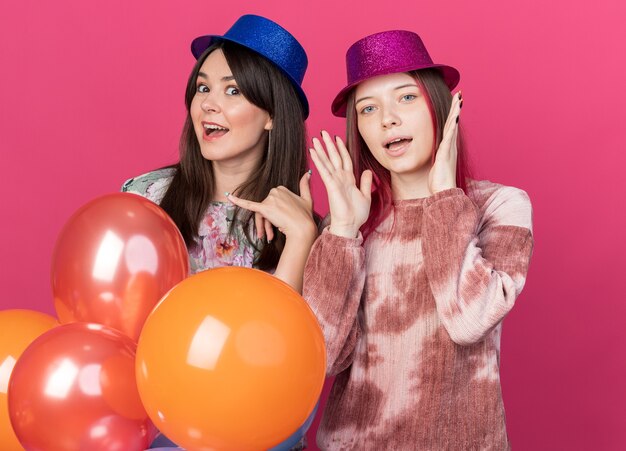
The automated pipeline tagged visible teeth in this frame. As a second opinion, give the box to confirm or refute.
[386,138,407,148]
[203,124,227,130]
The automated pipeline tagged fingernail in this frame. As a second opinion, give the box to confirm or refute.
[267,239,272,244]
[224,192,230,197]
[308,169,312,175]
[455,115,459,124]
[320,130,324,137]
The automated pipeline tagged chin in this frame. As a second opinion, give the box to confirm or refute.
[199,148,222,161]
[391,163,427,176]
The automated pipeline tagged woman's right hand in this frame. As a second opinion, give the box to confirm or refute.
[310,130,373,238]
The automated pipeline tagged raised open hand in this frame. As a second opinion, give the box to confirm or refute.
[428,91,463,195]
[310,131,372,238]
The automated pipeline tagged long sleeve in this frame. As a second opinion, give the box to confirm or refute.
[303,228,366,376]
[422,187,534,346]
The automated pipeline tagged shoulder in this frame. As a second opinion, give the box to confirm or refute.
[121,167,177,204]
[467,179,533,232]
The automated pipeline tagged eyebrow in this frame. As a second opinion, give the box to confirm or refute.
[197,72,235,82]
[355,83,419,105]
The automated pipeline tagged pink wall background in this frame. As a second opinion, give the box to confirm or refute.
[1,0,625,449]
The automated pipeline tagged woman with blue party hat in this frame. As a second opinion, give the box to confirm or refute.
[124,15,317,294]
[123,15,318,450]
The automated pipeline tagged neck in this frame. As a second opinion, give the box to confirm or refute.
[211,156,262,202]
[390,164,432,200]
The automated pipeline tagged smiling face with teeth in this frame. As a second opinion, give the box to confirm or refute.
[354,72,435,184]
[190,49,273,169]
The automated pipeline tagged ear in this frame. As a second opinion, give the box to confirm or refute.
[264,116,273,131]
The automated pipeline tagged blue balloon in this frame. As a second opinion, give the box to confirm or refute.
[149,433,179,448]
[147,402,319,451]
[268,402,319,451]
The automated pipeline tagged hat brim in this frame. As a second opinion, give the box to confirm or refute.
[191,35,310,119]
[331,64,460,117]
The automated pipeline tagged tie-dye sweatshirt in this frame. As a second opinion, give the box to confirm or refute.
[303,180,533,450]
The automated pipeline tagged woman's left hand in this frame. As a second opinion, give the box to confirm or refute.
[226,172,317,243]
[428,91,463,195]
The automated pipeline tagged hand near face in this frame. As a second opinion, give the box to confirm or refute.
[310,131,373,238]
[428,91,463,195]
[227,172,316,243]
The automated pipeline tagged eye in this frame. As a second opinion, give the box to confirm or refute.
[401,94,416,102]
[225,86,240,96]
[360,105,376,115]
[196,84,209,94]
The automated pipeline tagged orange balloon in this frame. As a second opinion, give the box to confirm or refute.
[0,310,58,451]
[136,267,326,451]
[7,323,156,451]
[51,193,189,341]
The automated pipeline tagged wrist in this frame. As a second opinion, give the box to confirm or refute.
[430,182,457,195]
[284,220,318,243]
[329,224,359,238]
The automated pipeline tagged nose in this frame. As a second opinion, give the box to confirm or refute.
[201,93,220,113]
[381,106,401,129]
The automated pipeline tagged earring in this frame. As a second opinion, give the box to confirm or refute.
[267,129,272,158]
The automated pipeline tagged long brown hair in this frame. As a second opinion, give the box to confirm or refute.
[159,41,308,270]
[346,68,471,237]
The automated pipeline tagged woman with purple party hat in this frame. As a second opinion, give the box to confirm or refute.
[304,30,534,449]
